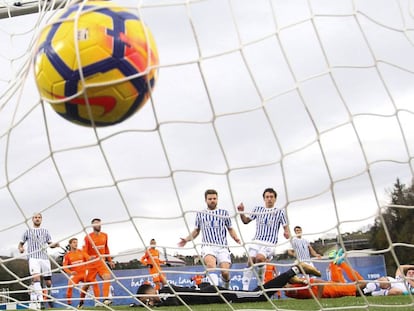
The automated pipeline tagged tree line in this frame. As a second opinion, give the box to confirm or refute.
[369,178,414,275]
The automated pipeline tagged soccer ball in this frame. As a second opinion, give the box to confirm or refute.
[33,1,159,127]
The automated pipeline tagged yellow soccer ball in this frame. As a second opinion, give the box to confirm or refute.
[33,1,159,127]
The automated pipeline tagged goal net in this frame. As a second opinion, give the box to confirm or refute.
[0,0,413,310]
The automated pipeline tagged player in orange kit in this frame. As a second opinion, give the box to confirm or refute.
[62,237,99,306]
[191,274,204,288]
[263,262,277,284]
[78,218,115,307]
[285,259,367,299]
[263,261,281,298]
[140,239,168,291]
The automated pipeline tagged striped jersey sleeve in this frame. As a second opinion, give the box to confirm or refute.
[195,208,232,246]
[251,206,287,244]
[21,228,52,260]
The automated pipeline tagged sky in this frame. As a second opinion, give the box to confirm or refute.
[0,0,413,261]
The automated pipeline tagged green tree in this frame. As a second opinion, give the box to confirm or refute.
[369,178,414,274]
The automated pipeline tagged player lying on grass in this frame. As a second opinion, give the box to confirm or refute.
[363,265,414,296]
[131,262,321,306]
[285,259,367,299]
[284,249,386,299]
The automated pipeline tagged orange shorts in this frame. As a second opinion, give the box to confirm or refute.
[152,274,165,283]
[85,260,111,282]
[151,271,166,283]
[321,283,357,298]
[68,272,86,285]
[285,284,314,299]
[285,282,357,299]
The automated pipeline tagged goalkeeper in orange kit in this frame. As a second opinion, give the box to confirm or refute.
[285,250,367,299]
[140,239,168,291]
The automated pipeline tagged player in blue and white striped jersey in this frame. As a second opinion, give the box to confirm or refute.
[288,226,321,267]
[362,265,414,296]
[394,265,414,295]
[18,213,59,308]
[237,188,290,290]
[178,189,241,289]
[400,266,414,293]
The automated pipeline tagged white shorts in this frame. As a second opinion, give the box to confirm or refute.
[247,241,274,260]
[395,276,412,292]
[28,258,52,277]
[201,246,231,265]
[390,277,407,292]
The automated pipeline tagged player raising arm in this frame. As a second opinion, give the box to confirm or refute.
[237,188,289,289]
[179,189,241,288]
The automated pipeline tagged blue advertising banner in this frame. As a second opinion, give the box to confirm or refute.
[50,256,386,306]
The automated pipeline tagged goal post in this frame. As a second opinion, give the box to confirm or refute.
[0,1,67,19]
[0,0,413,310]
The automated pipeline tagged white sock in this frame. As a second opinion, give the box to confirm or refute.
[372,289,389,296]
[32,282,43,302]
[222,278,230,289]
[208,273,219,286]
[242,269,252,290]
[363,282,377,294]
[30,289,37,302]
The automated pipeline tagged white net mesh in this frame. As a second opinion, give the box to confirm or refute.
[1,0,414,310]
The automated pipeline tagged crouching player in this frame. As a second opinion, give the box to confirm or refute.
[62,238,91,306]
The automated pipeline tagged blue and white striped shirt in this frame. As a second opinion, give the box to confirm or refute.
[195,208,232,247]
[250,206,287,244]
[396,275,414,293]
[21,228,52,260]
[291,237,311,262]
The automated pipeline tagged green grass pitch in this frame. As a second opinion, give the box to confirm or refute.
[81,296,414,311]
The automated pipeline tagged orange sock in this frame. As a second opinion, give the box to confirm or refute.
[330,263,346,283]
[103,282,110,298]
[339,262,363,281]
[93,283,100,298]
